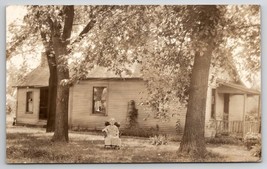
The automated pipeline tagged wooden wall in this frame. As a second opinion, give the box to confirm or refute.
[229,95,244,121]
[16,88,40,124]
[69,79,187,134]
[214,94,257,122]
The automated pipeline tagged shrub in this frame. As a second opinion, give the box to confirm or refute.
[244,132,261,150]
[121,126,158,138]
[250,143,261,158]
[149,135,168,145]
[126,100,138,128]
[70,125,101,134]
[206,136,241,145]
[168,135,182,142]
[175,119,183,135]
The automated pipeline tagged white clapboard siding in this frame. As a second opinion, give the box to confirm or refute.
[70,79,187,134]
[16,88,40,124]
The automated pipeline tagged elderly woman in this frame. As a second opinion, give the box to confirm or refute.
[102,118,121,148]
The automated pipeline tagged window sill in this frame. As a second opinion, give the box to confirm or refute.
[25,111,33,114]
[90,113,108,116]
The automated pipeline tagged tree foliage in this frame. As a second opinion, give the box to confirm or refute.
[68,5,260,119]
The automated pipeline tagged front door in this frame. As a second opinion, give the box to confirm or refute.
[39,87,49,120]
[223,93,230,132]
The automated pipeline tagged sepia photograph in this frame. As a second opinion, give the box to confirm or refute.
[6,5,261,163]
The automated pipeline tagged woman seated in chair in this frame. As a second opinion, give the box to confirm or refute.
[102,118,121,148]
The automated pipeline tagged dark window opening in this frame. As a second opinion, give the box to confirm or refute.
[26,91,33,113]
[93,87,107,115]
[39,87,49,119]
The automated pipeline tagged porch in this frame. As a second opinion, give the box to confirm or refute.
[215,120,260,138]
[214,80,261,138]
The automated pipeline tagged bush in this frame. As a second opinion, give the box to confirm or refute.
[6,104,12,114]
[149,135,168,145]
[121,126,158,138]
[250,143,261,158]
[168,135,182,142]
[175,119,183,135]
[206,136,241,145]
[71,126,101,134]
[245,133,261,158]
[244,132,261,150]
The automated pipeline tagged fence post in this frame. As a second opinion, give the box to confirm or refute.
[258,95,261,133]
[242,94,247,139]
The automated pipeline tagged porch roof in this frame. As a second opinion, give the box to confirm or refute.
[216,80,260,95]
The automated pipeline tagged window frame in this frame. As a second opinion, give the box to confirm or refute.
[26,91,34,114]
[92,86,108,116]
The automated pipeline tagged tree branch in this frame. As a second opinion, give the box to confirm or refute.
[62,6,75,43]
[229,24,260,31]
[6,25,36,59]
[6,36,27,59]
[70,6,115,46]
[71,19,96,45]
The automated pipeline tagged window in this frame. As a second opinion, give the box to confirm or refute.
[92,87,107,115]
[26,91,33,113]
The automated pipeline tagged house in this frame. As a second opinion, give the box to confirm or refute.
[205,79,261,138]
[13,61,261,138]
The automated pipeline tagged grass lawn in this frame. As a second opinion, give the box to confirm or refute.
[6,125,260,163]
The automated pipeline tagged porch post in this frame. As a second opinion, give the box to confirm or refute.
[242,94,247,139]
[258,95,261,133]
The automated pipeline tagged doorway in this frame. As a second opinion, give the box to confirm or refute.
[223,93,230,132]
[39,87,49,120]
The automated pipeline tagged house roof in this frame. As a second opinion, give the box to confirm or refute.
[16,63,142,87]
[16,66,50,87]
[84,64,142,79]
[216,79,260,95]
[16,64,260,96]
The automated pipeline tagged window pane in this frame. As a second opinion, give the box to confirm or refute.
[93,87,107,114]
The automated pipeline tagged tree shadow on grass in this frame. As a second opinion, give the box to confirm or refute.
[6,131,229,163]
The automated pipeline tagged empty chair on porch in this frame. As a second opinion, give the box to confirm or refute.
[102,118,121,148]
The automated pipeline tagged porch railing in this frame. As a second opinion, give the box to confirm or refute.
[215,120,260,137]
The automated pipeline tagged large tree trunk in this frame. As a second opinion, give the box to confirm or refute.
[51,6,74,142]
[46,55,57,132]
[178,45,214,157]
[51,37,70,142]
[52,67,69,141]
[178,5,219,158]
[40,35,58,133]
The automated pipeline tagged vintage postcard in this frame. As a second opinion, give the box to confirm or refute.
[6,5,261,163]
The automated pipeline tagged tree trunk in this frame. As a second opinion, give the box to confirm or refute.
[40,30,58,133]
[46,55,57,132]
[52,69,69,142]
[51,6,74,142]
[178,45,214,158]
[51,37,70,142]
[45,6,96,133]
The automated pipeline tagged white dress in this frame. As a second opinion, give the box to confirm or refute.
[103,125,121,147]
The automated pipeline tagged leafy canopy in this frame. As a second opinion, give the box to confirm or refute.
[7,5,260,119]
